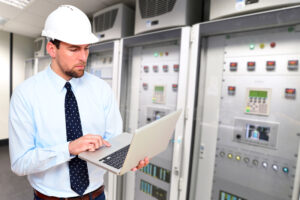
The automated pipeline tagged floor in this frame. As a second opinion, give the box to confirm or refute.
[0,144,33,200]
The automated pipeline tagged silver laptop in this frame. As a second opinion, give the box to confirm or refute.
[79,109,182,175]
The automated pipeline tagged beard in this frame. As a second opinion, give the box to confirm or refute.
[64,65,85,78]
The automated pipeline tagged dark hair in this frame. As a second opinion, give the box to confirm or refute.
[50,39,61,49]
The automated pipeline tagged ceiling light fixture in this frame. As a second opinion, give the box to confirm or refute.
[0,0,33,9]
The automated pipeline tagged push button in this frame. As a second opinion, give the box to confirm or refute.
[252,160,259,166]
[272,164,279,171]
[262,161,268,168]
[282,167,289,174]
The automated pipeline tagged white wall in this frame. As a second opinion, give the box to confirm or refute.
[0,30,10,140]
[13,34,34,89]
[0,31,34,140]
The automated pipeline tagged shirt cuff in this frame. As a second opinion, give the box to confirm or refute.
[52,142,75,162]
[67,141,76,159]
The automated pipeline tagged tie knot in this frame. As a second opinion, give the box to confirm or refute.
[65,82,72,91]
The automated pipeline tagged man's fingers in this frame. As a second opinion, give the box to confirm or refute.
[145,157,149,165]
[89,135,102,149]
[137,160,145,169]
[103,140,111,147]
[85,135,110,149]
[88,144,95,151]
[70,134,111,155]
[98,138,103,148]
[88,148,95,152]
[83,137,101,147]
[131,157,151,171]
[131,167,137,171]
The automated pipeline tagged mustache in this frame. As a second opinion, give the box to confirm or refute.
[74,62,86,67]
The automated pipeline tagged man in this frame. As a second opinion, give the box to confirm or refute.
[9,5,148,200]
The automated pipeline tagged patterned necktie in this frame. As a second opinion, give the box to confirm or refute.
[64,82,89,196]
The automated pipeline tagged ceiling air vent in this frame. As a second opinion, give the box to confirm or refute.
[139,0,177,18]
[94,9,118,32]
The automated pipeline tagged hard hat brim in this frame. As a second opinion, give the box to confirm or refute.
[42,30,99,45]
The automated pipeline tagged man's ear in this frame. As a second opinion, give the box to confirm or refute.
[46,41,57,58]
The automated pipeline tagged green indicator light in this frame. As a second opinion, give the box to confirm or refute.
[283,167,289,173]
[154,52,159,57]
[288,27,294,32]
[249,44,255,50]
[246,109,250,112]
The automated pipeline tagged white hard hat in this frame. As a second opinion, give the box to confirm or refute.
[42,5,99,45]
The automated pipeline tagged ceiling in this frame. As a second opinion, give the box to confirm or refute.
[0,0,135,38]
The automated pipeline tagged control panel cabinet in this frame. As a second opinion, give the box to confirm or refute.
[213,27,300,200]
[86,40,122,200]
[87,50,114,87]
[190,25,300,200]
[135,42,180,200]
[118,27,192,200]
[209,0,300,20]
[86,41,121,95]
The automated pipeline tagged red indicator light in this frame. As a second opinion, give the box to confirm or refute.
[228,86,235,91]
[153,65,159,72]
[288,60,298,65]
[143,66,149,73]
[172,84,178,88]
[165,52,169,56]
[270,42,276,48]
[163,65,168,69]
[267,61,275,66]
[285,88,296,94]
[230,62,237,67]
[247,62,255,66]
[173,64,179,72]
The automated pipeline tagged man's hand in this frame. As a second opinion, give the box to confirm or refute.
[69,134,110,155]
[131,157,150,172]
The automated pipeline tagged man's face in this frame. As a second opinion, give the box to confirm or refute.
[53,41,90,80]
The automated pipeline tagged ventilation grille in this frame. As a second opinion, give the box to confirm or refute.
[34,40,42,51]
[139,0,177,18]
[94,9,118,32]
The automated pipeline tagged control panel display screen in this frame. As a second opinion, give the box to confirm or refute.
[219,191,246,200]
[147,110,166,123]
[245,88,271,116]
[245,124,270,141]
[249,90,267,98]
[153,86,165,104]
[155,86,164,92]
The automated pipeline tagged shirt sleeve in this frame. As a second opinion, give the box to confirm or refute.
[9,89,72,176]
[103,86,123,140]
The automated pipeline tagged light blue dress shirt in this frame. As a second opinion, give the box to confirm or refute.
[9,66,122,198]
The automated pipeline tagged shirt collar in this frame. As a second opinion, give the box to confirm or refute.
[46,65,82,92]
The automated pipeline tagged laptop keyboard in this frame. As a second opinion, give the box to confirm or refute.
[100,145,130,169]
